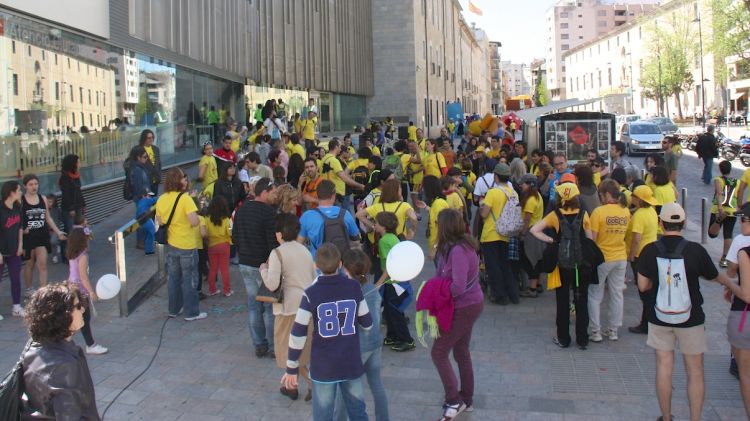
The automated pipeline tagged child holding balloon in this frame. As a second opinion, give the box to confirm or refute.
[66,227,108,355]
[375,211,415,352]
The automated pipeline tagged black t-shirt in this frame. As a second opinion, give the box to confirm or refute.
[0,204,21,256]
[637,236,718,327]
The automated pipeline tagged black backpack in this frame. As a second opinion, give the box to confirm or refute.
[122,158,133,201]
[556,209,584,269]
[348,165,370,199]
[315,208,351,255]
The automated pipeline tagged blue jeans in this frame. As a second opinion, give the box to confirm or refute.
[702,157,713,184]
[334,348,389,421]
[141,219,155,254]
[313,378,367,421]
[134,202,145,245]
[239,265,274,350]
[481,240,519,302]
[166,246,200,318]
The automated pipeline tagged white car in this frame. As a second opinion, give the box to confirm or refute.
[619,121,664,155]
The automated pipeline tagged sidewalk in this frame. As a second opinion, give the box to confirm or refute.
[0,160,745,420]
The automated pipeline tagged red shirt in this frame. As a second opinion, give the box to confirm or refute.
[215,147,236,164]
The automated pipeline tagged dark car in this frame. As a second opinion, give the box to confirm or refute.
[646,117,678,135]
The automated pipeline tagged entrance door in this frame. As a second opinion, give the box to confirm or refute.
[319,93,331,133]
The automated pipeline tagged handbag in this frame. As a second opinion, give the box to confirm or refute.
[155,192,185,245]
[256,248,284,303]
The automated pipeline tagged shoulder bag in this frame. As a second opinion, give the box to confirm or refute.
[155,192,185,245]
[257,248,285,303]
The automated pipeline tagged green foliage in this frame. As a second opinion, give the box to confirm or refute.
[535,77,550,107]
[711,0,750,84]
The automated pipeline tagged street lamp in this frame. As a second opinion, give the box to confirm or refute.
[625,52,634,113]
[693,11,706,127]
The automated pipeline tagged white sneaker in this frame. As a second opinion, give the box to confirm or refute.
[184,312,208,321]
[0,314,4,321]
[12,305,24,317]
[86,344,109,355]
[439,402,467,420]
[605,328,619,341]
[589,331,603,343]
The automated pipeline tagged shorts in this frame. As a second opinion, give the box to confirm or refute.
[709,213,736,239]
[647,323,707,354]
[23,234,51,261]
[727,311,750,349]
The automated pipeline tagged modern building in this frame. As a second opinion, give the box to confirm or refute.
[501,61,533,98]
[562,0,720,119]
[367,0,491,136]
[544,0,660,101]
[0,0,374,206]
[489,41,503,114]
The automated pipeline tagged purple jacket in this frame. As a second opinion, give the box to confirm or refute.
[435,242,483,308]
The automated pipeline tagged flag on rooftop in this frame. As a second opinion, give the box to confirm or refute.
[468,1,483,16]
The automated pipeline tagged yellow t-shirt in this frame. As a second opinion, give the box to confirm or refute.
[644,173,657,192]
[156,191,199,250]
[144,145,155,165]
[620,186,632,208]
[347,158,370,172]
[428,198,450,250]
[652,183,676,205]
[423,152,447,178]
[402,153,424,186]
[593,172,601,188]
[446,191,464,211]
[541,210,591,233]
[481,185,513,243]
[459,171,477,200]
[370,146,381,157]
[199,155,218,196]
[626,206,658,257]
[288,143,306,159]
[228,130,241,152]
[407,126,417,141]
[486,148,501,160]
[711,176,739,215]
[302,118,316,140]
[366,201,414,238]
[523,192,544,226]
[590,203,630,262]
[205,216,232,248]
[322,153,345,196]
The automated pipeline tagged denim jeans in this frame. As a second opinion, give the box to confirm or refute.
[166,246,200,318]
[239,265,275,350]
[134,202,145,245]
[141,219,155,254]
[314,378,367,421]
[334,348,389,421]
[702,157,713,184]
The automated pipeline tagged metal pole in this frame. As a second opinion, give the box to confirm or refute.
[115,231,128,317]
[701,197,708,244]
[681,187,687,213]
[156,243,166,284]
[696,13,706,128]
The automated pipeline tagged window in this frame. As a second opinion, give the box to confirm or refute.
[560,12,569,18]
[41,50,45,61]
[72,113,75,127]
[55,82,60,100]
[560,23,568,29]
[54,54,58,65]
[578,14,582,18]
[627,32,630,42]
[12,74,18,95]
[561,44,569,50]
[79,87,83,103]
[578,25,583,29]
[69,86,74,102]
[598,71,602,87]
[615,10,626,16]
[67,58,71,68]
[561,33,569,40]
[103,93,106,107]
[88,89,91,104]
[96,92,99,106]
[608,68,612,85]
[27,45,31,56]
[11,41,15,54]
[597,10,607,16]
[597,21,607,27]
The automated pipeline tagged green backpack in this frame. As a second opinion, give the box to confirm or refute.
[384,153,404,182]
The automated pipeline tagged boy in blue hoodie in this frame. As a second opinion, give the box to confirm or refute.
[135,192,157,255]
[282,243,373,421]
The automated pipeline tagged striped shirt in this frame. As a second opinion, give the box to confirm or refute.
[286,274,373,382]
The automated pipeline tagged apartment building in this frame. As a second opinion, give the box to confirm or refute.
[502,61,533,98]
[544,0,660,101]
[490,41,503,114]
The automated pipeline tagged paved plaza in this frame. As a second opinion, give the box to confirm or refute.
[0,151,748,420]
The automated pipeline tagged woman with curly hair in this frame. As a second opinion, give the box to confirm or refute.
[275,183,301,216]
[22,283,100,419]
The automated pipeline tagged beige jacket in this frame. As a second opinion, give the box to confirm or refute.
[260,241,316,315]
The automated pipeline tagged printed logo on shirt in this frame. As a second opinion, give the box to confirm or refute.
[4,214,20,229]
[606,216,629,226]
[316,299,357,338]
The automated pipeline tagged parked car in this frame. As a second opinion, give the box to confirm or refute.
[619,121,664,155]
[616,114,641,137]
[646,117,678,135]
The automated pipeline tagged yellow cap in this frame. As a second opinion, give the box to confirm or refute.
[633,185,658,206]
[555,183,580,203]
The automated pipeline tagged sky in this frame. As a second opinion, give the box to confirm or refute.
[457,0,551,64]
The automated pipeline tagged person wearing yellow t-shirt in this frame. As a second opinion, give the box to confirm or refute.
[197,143,218,198]
[415,128,426,151]
[287,134,306,159]
[588,179,631,342]
[737,167,750,205]
[292,112,303,134]
[202,196,233,296]
[441,176,466,216]
[650,166,677,207]
[415,175,450,257]
[320,139,365,204]
[478,163,519,305]
[402,141,425,220]
[357,179,418,248]
[518,174,544,298]
[447,120,455,139]
[486,137,502,160]
[625,185,658,334]
[407,121,417,141]
[710,160,739,267]
[423,139,448,178]
[530,181,593,348]
[301,111,317,148]
[155,168,205,320]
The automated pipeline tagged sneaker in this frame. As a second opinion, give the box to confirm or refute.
[230,256,240,265]
[86,344,109,355]
[255,345,269,358]
[604,328,619,341]
[552,337,569,348]
[383,337,397,346]
[224,290,234,297]
[464,405,474,413]
[628,325,648,335]
[520,288,538,298]
[589,331,603,343]
[184,312,208,321]
[12,305,24,317]
[391,341,416,352]
[208,290,220,297]
[439,402,467,420]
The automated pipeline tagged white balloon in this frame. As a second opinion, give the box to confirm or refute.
[385,241,425,282]
[96,274,121,300]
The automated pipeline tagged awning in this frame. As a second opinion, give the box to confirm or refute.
[514,97,603,122]
[732,91,747,100]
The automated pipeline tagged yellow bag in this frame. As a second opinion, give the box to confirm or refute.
[547,266,562,290]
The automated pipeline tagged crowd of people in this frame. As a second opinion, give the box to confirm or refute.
[8,112,750,421]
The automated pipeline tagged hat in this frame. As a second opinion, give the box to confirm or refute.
[555,183,580,203]
[475,146,486,153]
[736,202,750,218]
[659,202,686,223]
[560,173,577,184]
[493,163,511,177]
[520,174,537,187]
[633,185,658,206]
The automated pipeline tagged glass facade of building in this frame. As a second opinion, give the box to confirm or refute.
[0,11,245,194]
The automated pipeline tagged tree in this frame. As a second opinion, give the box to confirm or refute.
[534,77,550,107]
[641,13,695,119]
[711,0,750,86]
